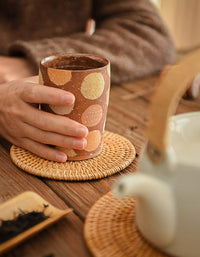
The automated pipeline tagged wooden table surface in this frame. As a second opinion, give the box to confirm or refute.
[1,72,200,257]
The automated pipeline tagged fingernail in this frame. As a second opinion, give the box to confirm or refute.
[83,138,87,148]
[62,94,75,104]
[73,138,87,149]
[76,126,88,137]
[56,152,67,162]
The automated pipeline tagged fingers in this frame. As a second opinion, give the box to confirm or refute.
[3,77,89,162]
[22,122,87,150]
[19,138,68,162]
[22,75,39,83]
[21,82,75,105]
[23,104,88,138]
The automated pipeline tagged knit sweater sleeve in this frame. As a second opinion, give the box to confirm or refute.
[9,0,175,84]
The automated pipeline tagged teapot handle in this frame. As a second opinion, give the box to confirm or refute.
[147,48,200,163]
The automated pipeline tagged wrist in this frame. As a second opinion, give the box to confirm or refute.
[0,56,36,82]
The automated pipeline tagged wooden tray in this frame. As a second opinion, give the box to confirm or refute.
[0,191,72,255]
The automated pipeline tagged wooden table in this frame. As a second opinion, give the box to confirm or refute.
[1,74,200,257]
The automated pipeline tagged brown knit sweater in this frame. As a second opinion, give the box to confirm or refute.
[0,0,175,84]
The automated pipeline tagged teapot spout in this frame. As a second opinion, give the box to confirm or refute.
[114,173,167,199]
[113,173,175,247]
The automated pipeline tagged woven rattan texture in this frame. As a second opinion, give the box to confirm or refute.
[10,131,136,181]
[84,191,167,257]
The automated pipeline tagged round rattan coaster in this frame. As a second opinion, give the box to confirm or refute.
[10,131,136,181]
[84,191,167,257]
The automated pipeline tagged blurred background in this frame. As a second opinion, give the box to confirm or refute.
[151,0,200,52]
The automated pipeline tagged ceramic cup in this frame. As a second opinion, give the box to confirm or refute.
[39,53,110,161]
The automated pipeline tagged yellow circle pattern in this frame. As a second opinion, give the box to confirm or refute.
[81,104,103,127]
[85,130,101,152]
[49,103,74,115]
[48,68,72,85]
[81,73,105,100]
[55,147,77,158]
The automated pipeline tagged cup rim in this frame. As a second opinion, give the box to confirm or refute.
[40,53,110,72]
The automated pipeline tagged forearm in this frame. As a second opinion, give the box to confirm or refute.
[0,56,35,82]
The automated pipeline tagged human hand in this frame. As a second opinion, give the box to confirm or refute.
[0,76,88,162]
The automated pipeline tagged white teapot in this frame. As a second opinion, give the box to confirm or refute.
[114,49,200,257]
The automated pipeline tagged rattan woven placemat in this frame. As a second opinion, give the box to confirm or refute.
[84,191,167,257]
[10,131,136,181]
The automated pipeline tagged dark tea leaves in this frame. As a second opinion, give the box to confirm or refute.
[0,205,49,244]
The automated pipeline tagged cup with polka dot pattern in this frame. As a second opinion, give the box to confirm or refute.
[39,53,110,161]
